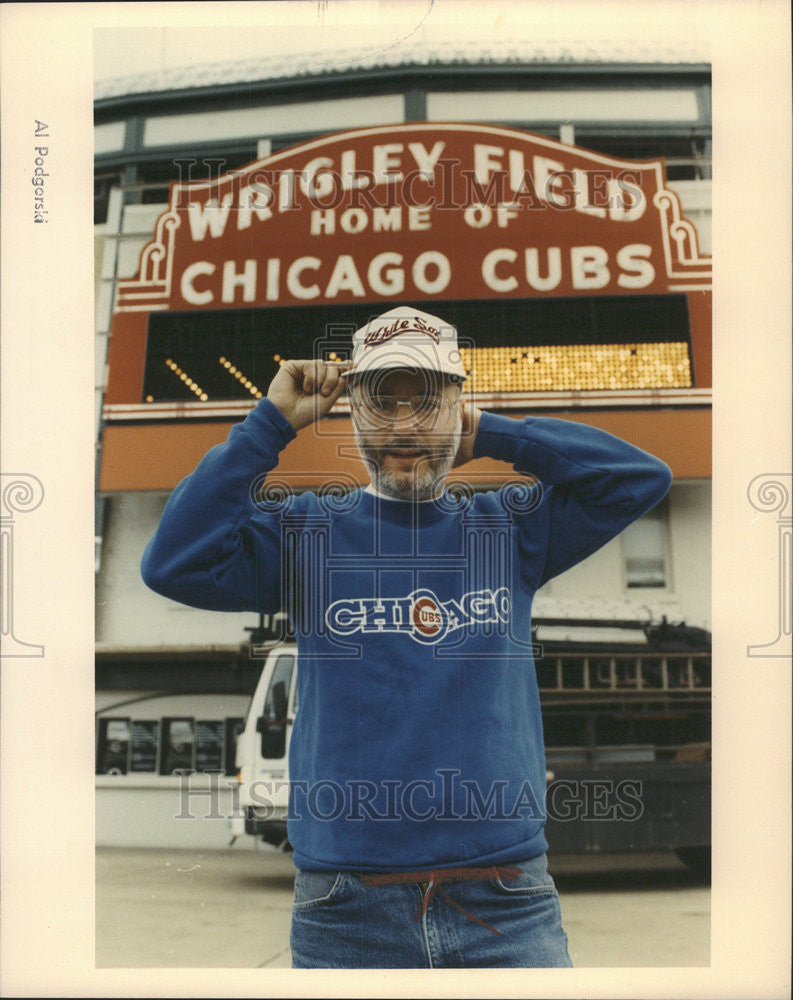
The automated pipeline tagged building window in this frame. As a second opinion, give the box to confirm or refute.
[159,717,195,775]
[194,720,225,772]
[136,154,257,205]
[142,93,405,148]
[426,87,701,124]
[622,498,670,589]
[94,120,126,156]
[574,134,711,181]
[130,720,159,772]
[96,715,245,776]
[96,717,131,774]
[94,173,121,225]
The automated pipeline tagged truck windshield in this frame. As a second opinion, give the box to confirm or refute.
[260,653,295,758]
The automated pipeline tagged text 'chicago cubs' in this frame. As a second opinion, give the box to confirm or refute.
[325,587,511,644]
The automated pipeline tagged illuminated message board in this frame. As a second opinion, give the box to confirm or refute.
[141,293,693,405]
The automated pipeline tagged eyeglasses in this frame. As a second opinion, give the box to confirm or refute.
[353,393,455,428]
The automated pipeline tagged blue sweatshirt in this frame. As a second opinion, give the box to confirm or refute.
[141,399,671,871]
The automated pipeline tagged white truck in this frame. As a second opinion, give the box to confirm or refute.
[229,622,296,849]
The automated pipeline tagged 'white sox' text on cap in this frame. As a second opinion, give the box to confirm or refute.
[345,305,467,381]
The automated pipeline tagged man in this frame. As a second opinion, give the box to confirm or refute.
[141,305,672,969]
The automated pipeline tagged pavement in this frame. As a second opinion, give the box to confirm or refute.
[96,846,710,968]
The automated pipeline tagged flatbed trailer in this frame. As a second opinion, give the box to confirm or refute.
[536,632,711,873]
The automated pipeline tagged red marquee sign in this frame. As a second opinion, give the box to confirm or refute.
[115,122,711,315]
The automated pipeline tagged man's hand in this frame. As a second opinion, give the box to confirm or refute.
[266,359,351,430]
[452,402,482,467]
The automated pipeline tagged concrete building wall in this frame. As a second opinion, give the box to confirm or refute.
[96,782,246,849]
[96,492,260,647]
[533,481,710,629]
[666,480,712,629]
[96,691,253,848]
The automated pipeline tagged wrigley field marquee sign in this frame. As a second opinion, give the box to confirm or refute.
[103,123,711,429]
[116,123,710,313]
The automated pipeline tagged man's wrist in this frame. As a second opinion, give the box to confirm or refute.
[472,410,526,464]
[250,396,299,444]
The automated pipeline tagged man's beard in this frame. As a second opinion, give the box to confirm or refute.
[354,413,463,501]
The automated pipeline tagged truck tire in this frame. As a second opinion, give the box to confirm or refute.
[675,846,711,878]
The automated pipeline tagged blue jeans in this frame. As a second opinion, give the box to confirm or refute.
[290,853,573,968]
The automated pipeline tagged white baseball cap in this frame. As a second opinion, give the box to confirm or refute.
[345,305,467,381]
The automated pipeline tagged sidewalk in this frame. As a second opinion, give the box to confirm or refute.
[96,846,709,968]
[96,846,295,968]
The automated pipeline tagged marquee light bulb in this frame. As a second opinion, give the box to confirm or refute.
[165,358,208,401]
[218,356,263,398]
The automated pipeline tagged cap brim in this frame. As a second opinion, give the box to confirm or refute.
[345,361,466,380]
[346,341,466,381]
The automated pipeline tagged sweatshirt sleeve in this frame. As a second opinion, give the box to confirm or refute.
[140,398,298,612]
[473,411,673,587]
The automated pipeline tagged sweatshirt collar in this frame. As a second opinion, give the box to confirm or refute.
[364,483,438,502]
[357,486,452,524]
